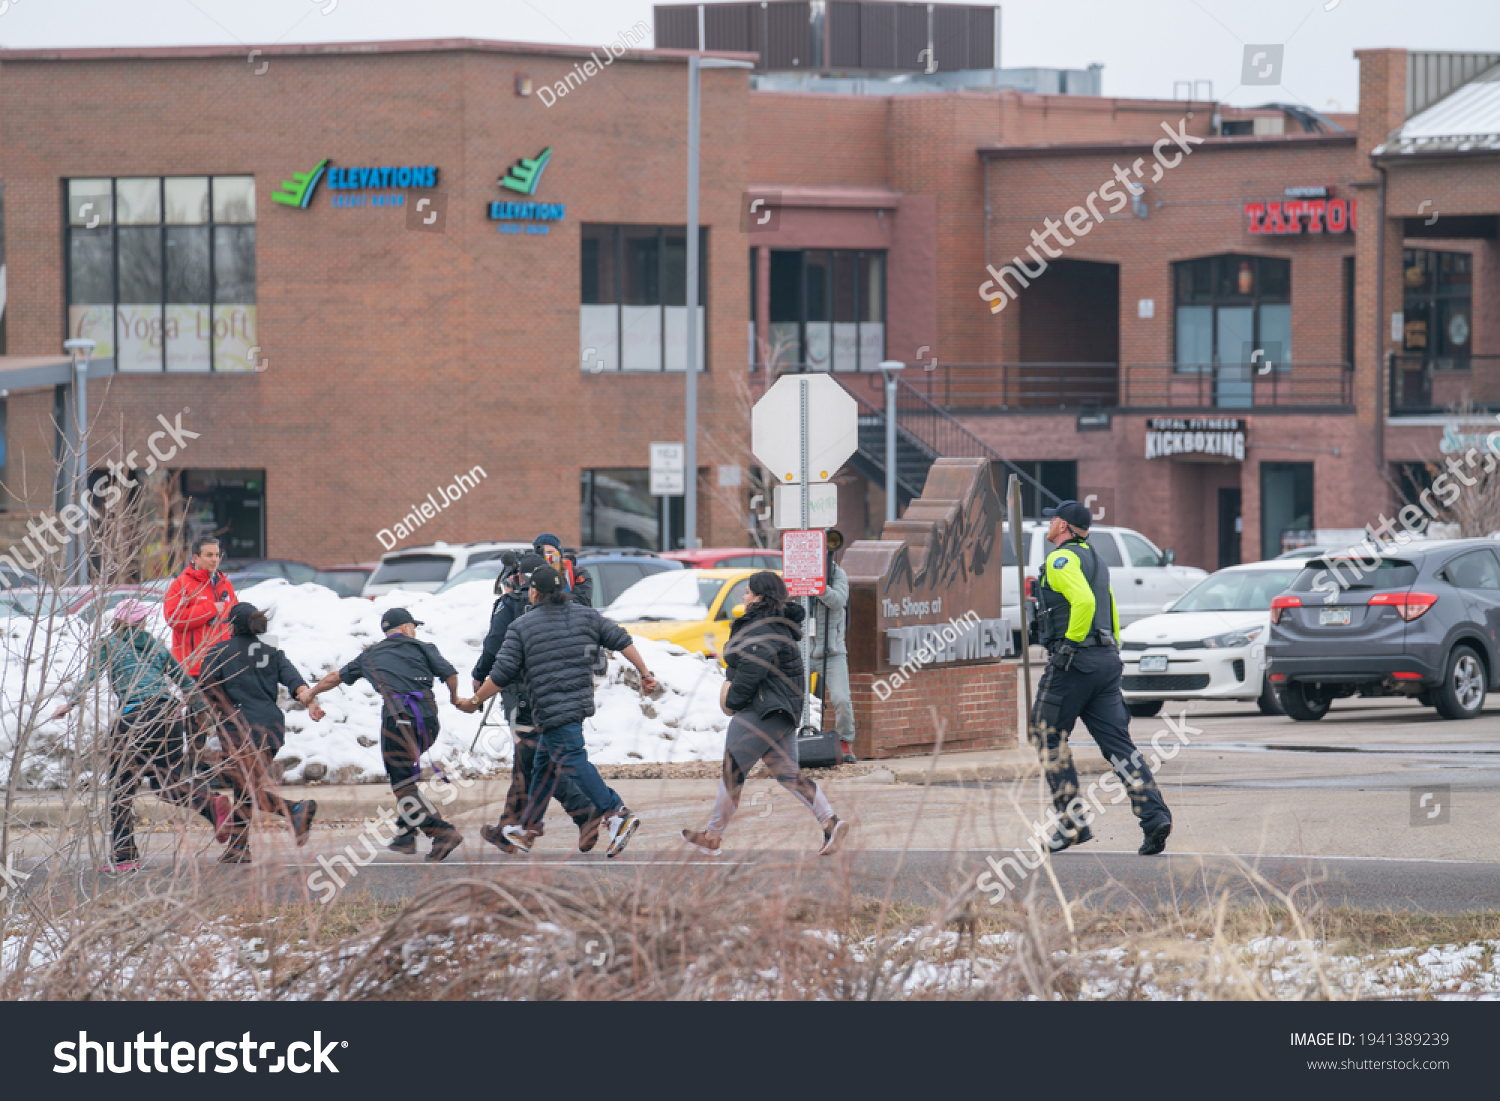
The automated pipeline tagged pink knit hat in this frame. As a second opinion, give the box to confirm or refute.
[112,599,156,626]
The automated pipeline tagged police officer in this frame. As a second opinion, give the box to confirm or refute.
[1030,500,1172,855]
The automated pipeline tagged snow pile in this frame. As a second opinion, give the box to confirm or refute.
[1,580,755,786]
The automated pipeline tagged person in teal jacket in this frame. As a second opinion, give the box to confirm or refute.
[53,600,229,870]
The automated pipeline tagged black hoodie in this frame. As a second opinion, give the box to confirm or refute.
[722,599,806,721]
[198,606,309,746]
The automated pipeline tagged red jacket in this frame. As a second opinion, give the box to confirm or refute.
[164,567,237,676]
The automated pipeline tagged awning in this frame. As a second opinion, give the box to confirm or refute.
[0,355,115,393]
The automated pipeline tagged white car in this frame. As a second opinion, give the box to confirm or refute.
[362,540,532,597]
[1119,560,1306,717]
[1002,520,1209,650]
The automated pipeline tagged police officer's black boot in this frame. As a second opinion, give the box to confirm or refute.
[1044,812,1093,853]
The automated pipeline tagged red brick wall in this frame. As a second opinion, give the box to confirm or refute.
[0,47,755,563]
[849,660,1017,759]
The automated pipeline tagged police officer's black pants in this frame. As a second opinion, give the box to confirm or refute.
[1030,645,1172,834]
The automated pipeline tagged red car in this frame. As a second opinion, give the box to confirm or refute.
[659,548,783,570]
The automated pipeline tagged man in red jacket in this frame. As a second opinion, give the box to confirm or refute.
[164,537,237,677]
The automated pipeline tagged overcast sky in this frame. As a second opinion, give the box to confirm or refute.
[0,0,1496,109]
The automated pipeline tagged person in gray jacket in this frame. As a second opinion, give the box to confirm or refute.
[465,565,657,858]
[813,530,857,763]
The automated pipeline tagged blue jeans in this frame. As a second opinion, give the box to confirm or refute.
[520,722,622,829]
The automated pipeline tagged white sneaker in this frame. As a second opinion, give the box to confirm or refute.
[604,808,640,858]
[818,815,849,856]
[501,824,540,853]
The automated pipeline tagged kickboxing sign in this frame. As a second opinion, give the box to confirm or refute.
[781,529,827,597]
[1244,196,1356,235]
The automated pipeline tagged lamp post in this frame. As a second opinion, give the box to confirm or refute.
[685,54,754,552]
[878,359,906,523]
[62,338,96,583]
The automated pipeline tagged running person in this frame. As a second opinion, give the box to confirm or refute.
[681,571,847,857]
[465,566,652,857]
[305,608,466,862]
[51,600,229,870]
[473,554,599,853]
[197,603,322,863]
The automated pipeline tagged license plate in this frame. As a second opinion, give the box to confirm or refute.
[1319,607,1352,626]
[1139,654,1169,673]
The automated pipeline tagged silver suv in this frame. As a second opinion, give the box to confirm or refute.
[362,541,532,597]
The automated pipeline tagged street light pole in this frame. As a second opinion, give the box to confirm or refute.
[685,55,754,552]
[879,359,905,523]
[63,338,96,583]
[685,53,700,553]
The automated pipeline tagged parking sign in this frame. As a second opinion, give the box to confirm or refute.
[781,529,827,596]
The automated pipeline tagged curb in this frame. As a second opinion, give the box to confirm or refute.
[887,752,1112,786]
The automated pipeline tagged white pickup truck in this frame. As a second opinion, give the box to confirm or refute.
[1000,521,1208,651]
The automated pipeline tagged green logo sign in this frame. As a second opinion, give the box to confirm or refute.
[500,147,553,195]
[271,159,329,208]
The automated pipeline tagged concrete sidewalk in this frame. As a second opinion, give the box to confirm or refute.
[6,741,1107,828]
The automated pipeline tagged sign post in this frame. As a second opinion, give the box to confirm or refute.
[1007,474,1034,742]
[752,373,857,740]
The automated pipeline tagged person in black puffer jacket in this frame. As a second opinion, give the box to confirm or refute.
[471,554,597,854]
[467,565,658,857]
[680,571,848,857]
[198,603,323,862]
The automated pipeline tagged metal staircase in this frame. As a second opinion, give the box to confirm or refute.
[836,376,1060,514]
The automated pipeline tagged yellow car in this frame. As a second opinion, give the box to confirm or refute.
[607,567,774,659]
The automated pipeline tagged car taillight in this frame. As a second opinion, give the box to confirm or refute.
[1368,591,1439,621]
[1269,594,1301,625]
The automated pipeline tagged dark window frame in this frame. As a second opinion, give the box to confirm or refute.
[1172,253,1292,373]
[764,247,886,371]
[63,175,256,373]
[579,223,708,373]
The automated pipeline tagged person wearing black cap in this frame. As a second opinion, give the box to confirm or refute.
[464,565,655,857]
[471,552,598,853]
[305,607,466,861]
[1031,500,1173,856]
[198,602,323,862]
[533,532,593,607]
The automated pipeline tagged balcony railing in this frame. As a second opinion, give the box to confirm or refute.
[1122,362,1353,410]
[835,361,1351,411]
[1389,354,1500,416]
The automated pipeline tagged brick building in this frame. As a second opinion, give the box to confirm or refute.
[1,35,1498,571]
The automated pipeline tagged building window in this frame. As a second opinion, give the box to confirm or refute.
[180,469,266,559]
[1173,254,1292,371]
[1261,461,1314,560]
[65,176,257,372]
[766,248,885,370]
[580,469,685,551]
[580,224,706,372]
[1403,248,1471,368]
[1009,460,1077,518]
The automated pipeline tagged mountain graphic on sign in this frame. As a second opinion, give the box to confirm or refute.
[271,160,329,208]
[500,147,553,195]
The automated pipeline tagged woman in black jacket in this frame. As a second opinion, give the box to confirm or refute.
[681,571,847,856]
[198,603,322,862]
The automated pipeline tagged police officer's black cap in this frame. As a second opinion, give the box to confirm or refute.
[381,607,423,632]
[1042,500,1093,529]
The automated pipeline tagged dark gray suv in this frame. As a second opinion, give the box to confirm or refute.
[1267,539,1500,721]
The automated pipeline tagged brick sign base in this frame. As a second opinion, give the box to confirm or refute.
[839,661,1018,760]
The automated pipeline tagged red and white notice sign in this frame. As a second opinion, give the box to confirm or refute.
[781,529,827,597]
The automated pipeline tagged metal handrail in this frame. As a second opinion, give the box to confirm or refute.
[1124,361,1352,408]
[893,379,1061,507]
[1389,353,1500,415]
